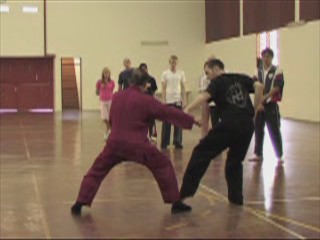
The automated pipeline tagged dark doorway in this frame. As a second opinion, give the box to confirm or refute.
[61,57,82,110]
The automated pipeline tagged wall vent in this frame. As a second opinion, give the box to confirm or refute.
[141,41,169,46]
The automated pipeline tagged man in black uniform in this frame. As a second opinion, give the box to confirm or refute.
[139,63,158,141]
[249,48,284,164]
[177,59,263,211]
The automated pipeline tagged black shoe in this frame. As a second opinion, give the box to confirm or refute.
[174,144,183,149]
[71,202,83,216]
[228,197,243,206]
[171,201,192,214]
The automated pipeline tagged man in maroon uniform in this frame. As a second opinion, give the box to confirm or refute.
[71,69,200,215]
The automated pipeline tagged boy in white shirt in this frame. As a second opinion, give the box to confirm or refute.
[161,55,187,149]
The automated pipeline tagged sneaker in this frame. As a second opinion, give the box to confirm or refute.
[174,144,183,149]
[71,202,83,216]
[161,145,168,150]
[150,136,157,142]
[249,155,263,162]
[229,197,243,206]
[171,201,192,214]
[229,199,243,206]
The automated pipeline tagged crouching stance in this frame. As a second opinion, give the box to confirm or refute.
[179,59,263,207]
[71,69,200,215]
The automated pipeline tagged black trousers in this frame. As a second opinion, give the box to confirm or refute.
[161,103,182,148]
[180,117,254,202]
[147,92,157,138]
[210,106,219,128]
[254,102,283,158]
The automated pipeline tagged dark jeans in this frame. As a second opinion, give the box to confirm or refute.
[254,102,283,158]
[147,92,157,138]
[149,119,157,138]
[180,117,254,203]
[161,102,183,148]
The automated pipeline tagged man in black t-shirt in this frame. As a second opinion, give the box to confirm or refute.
[177,59,264,211]
[139,63,158,141]
[139,63,158,96]
[118,58,133,91]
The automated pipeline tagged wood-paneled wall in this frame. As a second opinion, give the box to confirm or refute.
[205,0,240,42]
[300,0,320,22]
[205,0,319,43]
[0,57,54,111]
[243,0,295,35]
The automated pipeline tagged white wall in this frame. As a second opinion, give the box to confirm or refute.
[205,34,256,74]
[280,21,320,122]
[0,0,44,56]
[46,0,205,111]
[205,20,320,122]
[74,58,81,108]
[1,0,319,122]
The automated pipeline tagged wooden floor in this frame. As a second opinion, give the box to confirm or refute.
[0,111,319,239]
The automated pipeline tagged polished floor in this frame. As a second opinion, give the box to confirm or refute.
[0,111,319,239]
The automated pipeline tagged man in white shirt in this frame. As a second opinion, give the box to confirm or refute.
[161,55,187,149]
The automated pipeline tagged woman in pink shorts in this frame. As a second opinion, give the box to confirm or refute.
[96,67,115,139]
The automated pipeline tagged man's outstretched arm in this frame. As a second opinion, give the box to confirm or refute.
[184,92,211,114]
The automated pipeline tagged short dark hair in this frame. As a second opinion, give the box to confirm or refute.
[261,48,274,58]
[129,69,149,87]
[138,63,147,70]
[204,59,225,70]
[170,55,178,61]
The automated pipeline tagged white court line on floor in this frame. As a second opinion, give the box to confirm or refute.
[200,184,306,240]
[19,121,31,160]
[32,174,51,239]
[246,197,320,205]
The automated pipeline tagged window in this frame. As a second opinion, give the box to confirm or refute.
[256,30,279,66]
[0,4,9,13]
[23,6,38,14]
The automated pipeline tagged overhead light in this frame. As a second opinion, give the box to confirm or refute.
[0,5,9,13]
[28,109,53,113]
[23,6,38,14]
